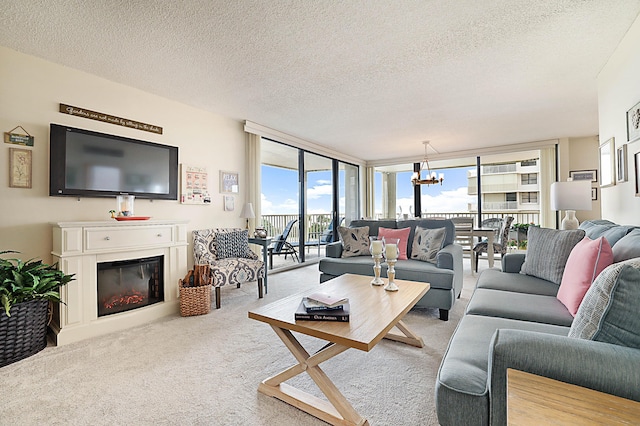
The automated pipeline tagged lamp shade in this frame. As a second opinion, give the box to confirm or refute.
[239,202,255,219]
[550,181,592,211]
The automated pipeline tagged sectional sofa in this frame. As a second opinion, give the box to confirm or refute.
[318,219,463,320]
[435,220,640,425]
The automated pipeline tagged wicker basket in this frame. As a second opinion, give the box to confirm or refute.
[0,299,49,368]
[179,265,212,317]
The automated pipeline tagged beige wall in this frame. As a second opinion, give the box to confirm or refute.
[598,14,640,226]
[564,136,601,224]
[0,46,248,265]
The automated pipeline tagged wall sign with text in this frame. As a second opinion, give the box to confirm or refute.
[59,103,163,134]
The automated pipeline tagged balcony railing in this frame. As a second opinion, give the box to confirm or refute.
[260,211,540,247]
[260,213,333,243]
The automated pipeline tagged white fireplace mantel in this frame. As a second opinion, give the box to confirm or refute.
[51,219,189,345]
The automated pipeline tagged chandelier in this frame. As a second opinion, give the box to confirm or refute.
[411,141,444,186]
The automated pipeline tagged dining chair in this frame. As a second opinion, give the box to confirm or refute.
[472,216,514,272]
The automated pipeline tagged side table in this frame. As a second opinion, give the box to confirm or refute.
[507,368,640,425]
[248,237,272,293]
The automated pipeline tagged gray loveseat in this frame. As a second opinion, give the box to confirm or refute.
[318,219,463,321]
[435,220,640,425]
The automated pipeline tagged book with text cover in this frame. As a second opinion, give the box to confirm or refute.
[305,292,349,308]
[302,297,345,312]
[295,299,350,322]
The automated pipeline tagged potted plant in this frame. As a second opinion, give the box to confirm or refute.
[0,250,74,367]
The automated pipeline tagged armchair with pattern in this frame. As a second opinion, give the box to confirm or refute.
[192,228,265,308]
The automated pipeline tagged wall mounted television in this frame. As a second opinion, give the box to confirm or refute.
[49,123,178,200]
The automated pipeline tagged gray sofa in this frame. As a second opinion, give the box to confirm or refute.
[435,220,640,425]
[318,219,463,321]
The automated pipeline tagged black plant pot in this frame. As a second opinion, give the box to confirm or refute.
[0,299,48,368]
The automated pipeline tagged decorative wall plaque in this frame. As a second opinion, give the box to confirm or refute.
[59,103,163,134]
[4,126,34,146]
[9,148,32,188]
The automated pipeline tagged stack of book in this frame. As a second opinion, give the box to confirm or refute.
[294,292,350,322]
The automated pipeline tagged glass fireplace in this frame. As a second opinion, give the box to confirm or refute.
[97,255,164,317]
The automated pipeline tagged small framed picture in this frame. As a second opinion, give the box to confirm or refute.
[617,144,628,183]
[568,169,597,182]
[599,138,616,188]
[220,170,239,194]
[591,187,597,201]
[9,148,32,188]
[627,100,640,142]
[224,195,235,211]
[635,152,640,197]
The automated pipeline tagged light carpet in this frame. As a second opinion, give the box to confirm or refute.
[1,262,480,425]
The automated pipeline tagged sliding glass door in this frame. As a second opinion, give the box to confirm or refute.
[260,139,359,269]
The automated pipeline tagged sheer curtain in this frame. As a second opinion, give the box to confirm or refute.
[539,146,557,229]
[364,166,375,219]
[246,132,261,232]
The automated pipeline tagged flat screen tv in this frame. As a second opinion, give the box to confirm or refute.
[49,123,178,200]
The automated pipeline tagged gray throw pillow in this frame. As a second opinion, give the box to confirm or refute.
[568,258,640,349]
[520,227,585,285]
[215,229,254,259]
[410,226,446,264]
[338,226,371,258]
[612,228,640,263]
[581,223,633,247]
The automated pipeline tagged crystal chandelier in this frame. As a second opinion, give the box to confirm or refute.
[411,141,444,186]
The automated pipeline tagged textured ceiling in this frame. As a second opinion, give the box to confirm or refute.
[2,1,640,162]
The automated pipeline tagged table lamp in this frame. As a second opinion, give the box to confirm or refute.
[239,202,255,229]
[550,180,592,230]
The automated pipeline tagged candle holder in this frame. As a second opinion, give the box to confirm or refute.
[383,238,400,292]
[385,258,399,292]
[369,236,385,285]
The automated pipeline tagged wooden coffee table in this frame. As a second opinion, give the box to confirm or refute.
[248,274,430,425]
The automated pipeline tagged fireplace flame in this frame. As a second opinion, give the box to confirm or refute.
[103,289,147,310]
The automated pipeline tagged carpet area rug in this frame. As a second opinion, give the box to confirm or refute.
[0,263,477,425]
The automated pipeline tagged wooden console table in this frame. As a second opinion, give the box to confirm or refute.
[507,368,640,425]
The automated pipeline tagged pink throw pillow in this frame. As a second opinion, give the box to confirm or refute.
[557,236,613,316]
[378,227,411,260]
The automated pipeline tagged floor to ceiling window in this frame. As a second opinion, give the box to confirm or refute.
[304,152,333,261]
[260,138,359,270]
[338,161,359,226]
[372,148,554,231]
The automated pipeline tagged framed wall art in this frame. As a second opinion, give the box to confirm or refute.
[617,144,628,183]
[9,148,32,188]
[635,152,640,197]
[626,100,640,142]
[568,170,597,182]
[224,195,235,211]
[591,187,597,201]
[220,170,239,194]
[180,164,211,204]
[599,138,616,187]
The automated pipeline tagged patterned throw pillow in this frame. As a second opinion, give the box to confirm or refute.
[338,226,371,258]
[215,229,254,259]
[568,258,640,349]
[410,226,446,264]
[520,227,585,285]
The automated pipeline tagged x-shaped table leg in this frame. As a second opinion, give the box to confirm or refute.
[258,325,368,426]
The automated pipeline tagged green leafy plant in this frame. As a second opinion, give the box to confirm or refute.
[0,250,74,317]
[512,223,537,233]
